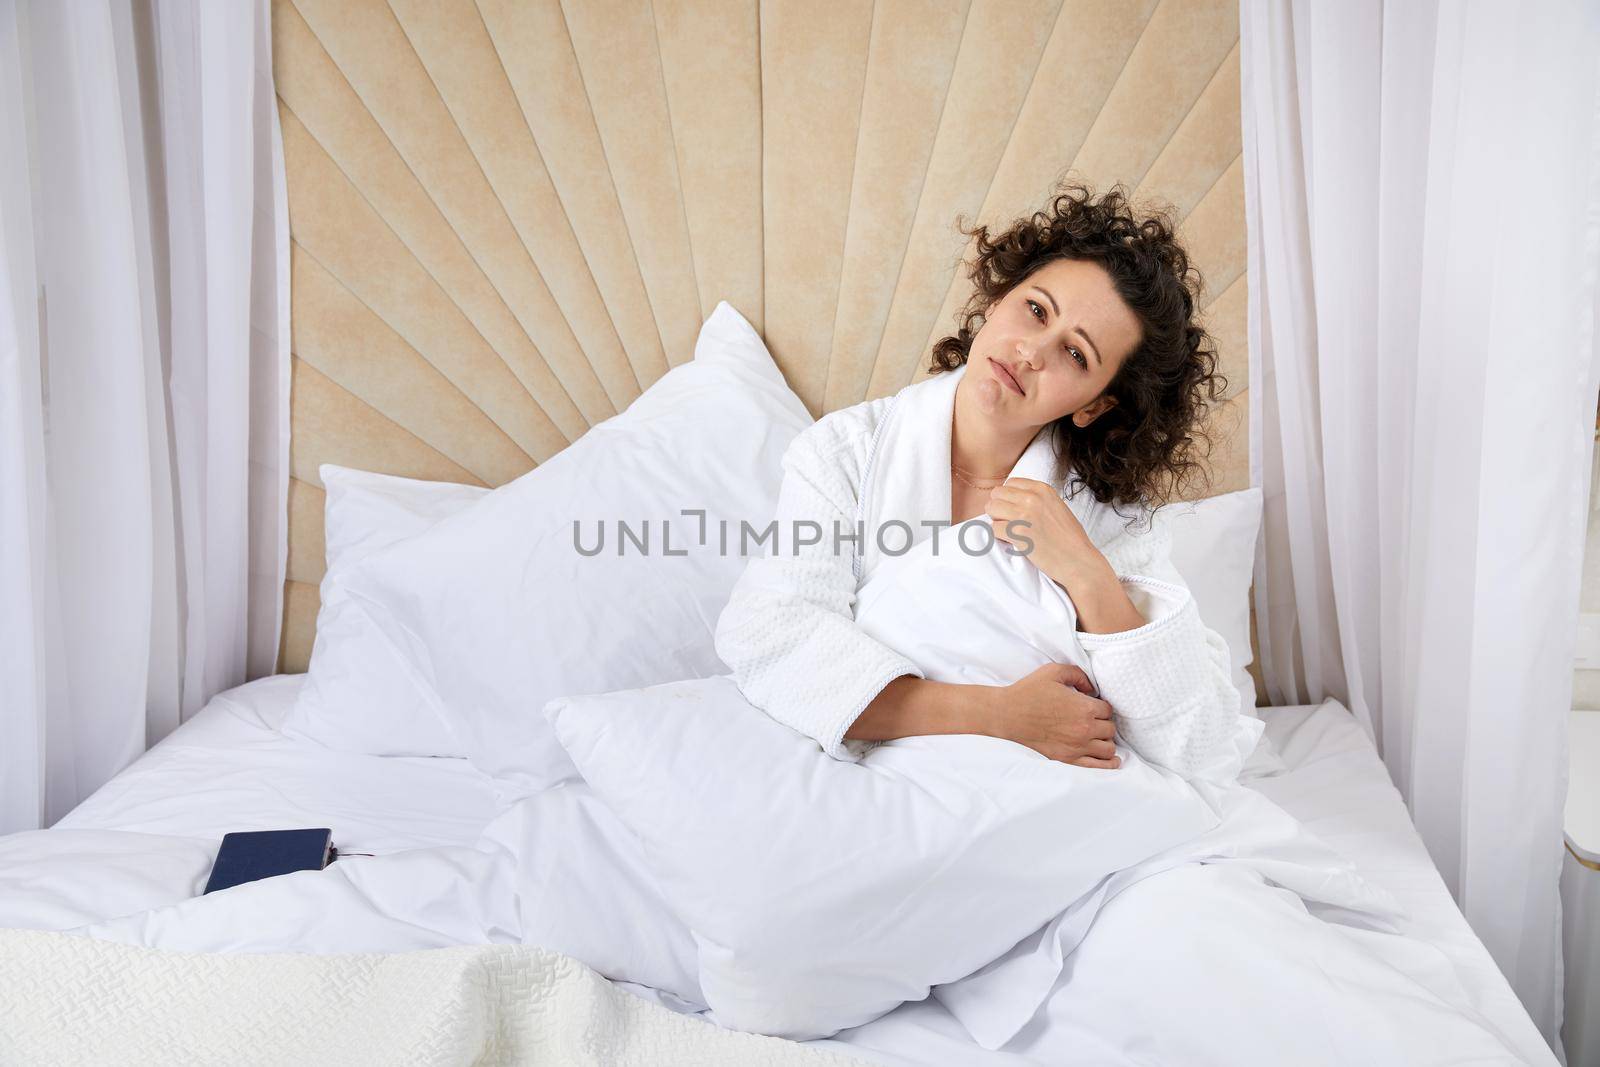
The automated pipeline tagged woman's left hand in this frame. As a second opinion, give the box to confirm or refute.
[985,477,1105,590]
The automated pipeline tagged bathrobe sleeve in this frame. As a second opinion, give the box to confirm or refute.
[1080,512,1262,784]
[715,414,924,761]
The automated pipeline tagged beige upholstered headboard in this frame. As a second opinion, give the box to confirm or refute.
[272,0,1252,676]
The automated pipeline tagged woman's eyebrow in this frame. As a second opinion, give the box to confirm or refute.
[1030,285,1060,317]
[1031,285,1102,366]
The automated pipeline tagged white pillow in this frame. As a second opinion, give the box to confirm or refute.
[1156,486,1263,717]
[318,302,813,790]
[1157,488,1284,776]
[542,675,1217,1040]
[537,526,1225,1038]
[281,465,487,756]
[476,778,703,1005]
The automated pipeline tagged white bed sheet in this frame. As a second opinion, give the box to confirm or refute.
[54,674,498,853]
[48,676,1549,1065]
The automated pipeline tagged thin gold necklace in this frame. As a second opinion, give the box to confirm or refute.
[952,463,1007,490]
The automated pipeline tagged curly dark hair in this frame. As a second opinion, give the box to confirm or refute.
[929,179,1226,513]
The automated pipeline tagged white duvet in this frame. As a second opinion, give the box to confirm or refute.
[0,531,1545,1064]
[0,788,1533,1065]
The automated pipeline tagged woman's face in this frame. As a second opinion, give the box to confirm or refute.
[961,257,1144,434]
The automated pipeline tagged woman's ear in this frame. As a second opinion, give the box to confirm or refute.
[1072,395,1118,428]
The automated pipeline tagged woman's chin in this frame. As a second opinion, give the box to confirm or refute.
[973,375,1005,414]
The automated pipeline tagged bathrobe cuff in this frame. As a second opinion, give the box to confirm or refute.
[825,660,926,762]
[1079,575,1252,780]
[1078,576,1212,719]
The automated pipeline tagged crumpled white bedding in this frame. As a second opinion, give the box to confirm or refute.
[0,675,1556,1066]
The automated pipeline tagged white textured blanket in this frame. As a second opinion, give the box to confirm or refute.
[0,929,856,1066]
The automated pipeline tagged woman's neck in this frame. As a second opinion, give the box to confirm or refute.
[950,381,1036,480]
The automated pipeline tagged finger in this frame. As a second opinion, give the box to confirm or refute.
[1091,699,1114,719]
[1069,755,1121,770]
[1093,719,1116,741]
[1088,739,1117,759]
[987,491,1031,515]
[986,498,1018,522]
[1049,662,1088,687]
[1002,478,1048,493]
[1054,664,1096,695]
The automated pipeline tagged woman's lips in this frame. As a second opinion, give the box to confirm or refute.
[989,357,1024,396]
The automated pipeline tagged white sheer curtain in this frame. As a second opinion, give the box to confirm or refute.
[0,0,289,833]
[1242,0,1600,1054]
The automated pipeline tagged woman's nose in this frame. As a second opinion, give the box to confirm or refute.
[1014,339,1040,369]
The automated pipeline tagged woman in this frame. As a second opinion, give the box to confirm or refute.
[715,182,1256,784]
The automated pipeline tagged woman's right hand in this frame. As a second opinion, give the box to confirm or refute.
[991,663,1121,769]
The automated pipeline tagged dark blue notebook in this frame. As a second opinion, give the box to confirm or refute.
[203,828,334,895]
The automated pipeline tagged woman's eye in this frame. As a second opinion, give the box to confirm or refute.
[1024,297,1083,368]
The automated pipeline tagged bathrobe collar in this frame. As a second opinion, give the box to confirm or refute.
[857,361,1060,582]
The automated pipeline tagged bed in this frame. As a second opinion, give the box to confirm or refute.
[14,673,1545,1065]
[0,2,1558,1063]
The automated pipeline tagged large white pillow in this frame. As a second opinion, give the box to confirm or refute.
[1156,487,1285,776]
[542,675,1217,1040]
[537,528,1224,1038]
[281,466,487,756]
[320,302,812,789]
[476,777,704,1006]
[1157,486,1263,716]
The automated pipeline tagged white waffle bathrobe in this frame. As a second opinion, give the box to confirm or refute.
[713,363,1260,784]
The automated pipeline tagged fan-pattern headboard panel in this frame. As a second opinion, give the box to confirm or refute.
[274,0,1250,673]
